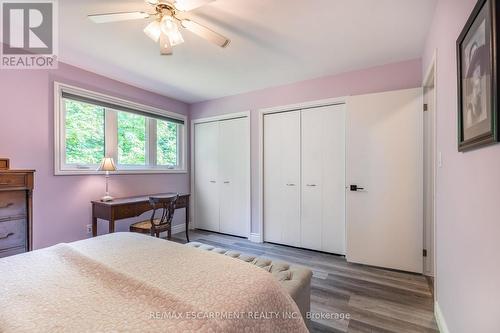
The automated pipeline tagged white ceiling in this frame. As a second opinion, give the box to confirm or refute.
[59,0,437,103]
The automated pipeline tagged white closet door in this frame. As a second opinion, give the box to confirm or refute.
[264,111,301,246]
[346,88,423,273]
[218,117,250,237]
[194,122,220,232]
[301,104,346,254]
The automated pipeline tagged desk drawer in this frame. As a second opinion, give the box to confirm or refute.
[176,195,189,208]
[0,218,26,251]
[0,191,26,218]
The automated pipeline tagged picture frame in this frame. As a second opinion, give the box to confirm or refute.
[457,0,500,151]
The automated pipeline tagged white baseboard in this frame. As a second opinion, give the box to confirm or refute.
[435,301,450,333]
[249,233,262,243]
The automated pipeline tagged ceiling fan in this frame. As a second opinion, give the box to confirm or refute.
[88,0,230,55]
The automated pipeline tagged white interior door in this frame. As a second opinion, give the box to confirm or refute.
[346,88,423,273]
[264,111,301,246]
[218,117,250,237]
[301,104,346,254]
[194,122,220,232]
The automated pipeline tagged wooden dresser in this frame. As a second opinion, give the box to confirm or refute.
[0,168,34,258]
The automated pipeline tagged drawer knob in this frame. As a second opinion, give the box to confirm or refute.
[0,232,14,240]
[0,202,14,209]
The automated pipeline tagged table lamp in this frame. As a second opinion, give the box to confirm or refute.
[98,157,117,202]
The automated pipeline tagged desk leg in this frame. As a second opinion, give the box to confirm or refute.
[109,219,115,233]
[92,217,97,237]
[185,204,190,243]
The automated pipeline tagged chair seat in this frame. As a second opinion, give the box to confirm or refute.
[130,219,170,234]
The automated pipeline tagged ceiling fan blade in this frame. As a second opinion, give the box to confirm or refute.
[180,19,229,47]
[174,0,215,12]
[88,12,149,24]
[160,33,173,55]
[146,0,173,5]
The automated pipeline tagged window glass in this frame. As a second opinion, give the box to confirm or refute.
[117,112,146,165]
[64,99,105,165]
[157,120,178,166]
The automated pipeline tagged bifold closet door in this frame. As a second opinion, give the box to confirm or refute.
[194,122,220,232]
[264,111,301,246]
[301,104,346,254]
[346,88,423,273]
[218,118,250,237]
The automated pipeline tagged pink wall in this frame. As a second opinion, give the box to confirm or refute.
[190,59,422,234]
[423,1,500,332]
[0,63,190,249]
[190,58,422,117]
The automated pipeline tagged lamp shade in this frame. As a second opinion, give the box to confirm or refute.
[98,157,117,172]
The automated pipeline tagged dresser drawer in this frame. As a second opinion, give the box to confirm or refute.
[0,173,27,188]
[0,191,26,218]
[0,245,25,258]
[0,218,26,251]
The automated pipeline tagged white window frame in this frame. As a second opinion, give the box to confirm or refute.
[54,82,187,175]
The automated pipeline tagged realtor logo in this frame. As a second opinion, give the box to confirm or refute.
[1,0,58,69]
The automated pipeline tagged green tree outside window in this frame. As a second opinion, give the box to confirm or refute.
[157,120,178,166]
[118,112,146,165]
[65,100,105,164]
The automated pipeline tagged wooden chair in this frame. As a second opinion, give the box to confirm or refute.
[129,195,178,239]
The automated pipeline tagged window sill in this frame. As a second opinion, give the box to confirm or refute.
[54,169,188,176]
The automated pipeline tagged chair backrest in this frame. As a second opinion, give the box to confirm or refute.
[149,195,178,236]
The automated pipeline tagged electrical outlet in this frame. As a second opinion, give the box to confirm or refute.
[86,224,92,234]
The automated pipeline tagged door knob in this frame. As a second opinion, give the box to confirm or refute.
[350,185,365,191]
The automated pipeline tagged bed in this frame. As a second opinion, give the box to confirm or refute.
[0,233,308,332]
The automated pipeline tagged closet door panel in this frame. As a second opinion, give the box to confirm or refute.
[300,109,323,251]
[321,105,346,254]
[301,105,346,254]
[218,118,249,237]
[194,122,220,232]
[264,111,301,246]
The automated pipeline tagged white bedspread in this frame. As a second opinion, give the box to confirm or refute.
[0,233,307,333]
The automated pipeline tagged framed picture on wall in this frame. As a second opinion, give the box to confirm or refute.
[457,0,500,151]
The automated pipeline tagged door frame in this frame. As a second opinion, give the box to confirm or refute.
[190,111,251,238]
[423,50,438,291]
[257,97,346,243]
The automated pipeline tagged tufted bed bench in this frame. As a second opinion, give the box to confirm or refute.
[185,242,312,318]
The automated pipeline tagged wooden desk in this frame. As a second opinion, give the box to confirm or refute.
[91,193,190,242]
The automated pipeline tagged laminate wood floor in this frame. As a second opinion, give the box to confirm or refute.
[171,229,438,333]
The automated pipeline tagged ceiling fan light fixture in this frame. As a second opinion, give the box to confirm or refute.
[168,29,185,46]
[144,20,162,42]
[160,15,184,46]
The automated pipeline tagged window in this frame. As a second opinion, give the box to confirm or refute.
[157,119,178,166]
[55,82,186,175]
[117,111,147,166]
[64,100,105,165]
